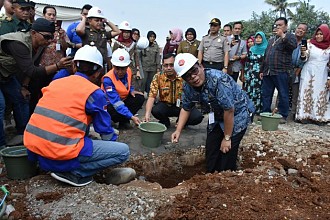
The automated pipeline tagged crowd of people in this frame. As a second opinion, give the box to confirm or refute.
[0,1,329,187]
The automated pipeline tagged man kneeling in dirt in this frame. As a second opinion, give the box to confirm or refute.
[144,53,203,128]
[171,53,255,172]
[24,45,135,187]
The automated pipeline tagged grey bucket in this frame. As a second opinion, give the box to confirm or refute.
[260,112,282,131]
[0,146,37,180]
[139,122,167,148]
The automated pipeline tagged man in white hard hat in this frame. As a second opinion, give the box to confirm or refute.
[24,45,136,187]
[144,53,203,128]
[171,53,255,173]
[102,48,144,129]
[76,6,120,73]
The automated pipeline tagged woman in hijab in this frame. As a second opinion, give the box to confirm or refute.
[177,27,200,57]
[163,28,183,56]
[296,24,330,125]
[244,31,268,115]
[240,35,255,86]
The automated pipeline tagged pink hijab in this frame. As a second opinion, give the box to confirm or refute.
[310,24,330,50]
[170,28,183,45]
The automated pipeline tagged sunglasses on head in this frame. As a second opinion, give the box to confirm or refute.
[36,31,54,41]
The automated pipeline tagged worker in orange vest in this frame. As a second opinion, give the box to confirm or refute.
[102,48,145,129]
[24,45,136,187]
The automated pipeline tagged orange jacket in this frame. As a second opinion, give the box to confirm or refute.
[24,75,98,160]
[102,67,132,100]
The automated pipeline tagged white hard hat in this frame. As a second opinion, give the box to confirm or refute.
[136,37,149,50]
[74,45,103,68]
[174,53,198,77]
[111,48,131,67]
[87,7,105,19]
[118,21,132,31]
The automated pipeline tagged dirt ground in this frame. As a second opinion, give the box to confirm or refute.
[0,116,330,219]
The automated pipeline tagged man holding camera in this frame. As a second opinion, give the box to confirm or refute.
[260,17,297,123]
[228,21,247,82]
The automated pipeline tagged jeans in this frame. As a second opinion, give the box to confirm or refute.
[205,123,246,172]
[72,140,130,177]
[0,77,29,143]
[261,73,289,118]
[151,101,203,128]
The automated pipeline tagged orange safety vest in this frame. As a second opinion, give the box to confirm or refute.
[102,67,132,100]
[24,75,99,160]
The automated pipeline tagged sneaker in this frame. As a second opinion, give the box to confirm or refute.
[105,168,136,185]
[51,172,93,187]
[7,135,23,146]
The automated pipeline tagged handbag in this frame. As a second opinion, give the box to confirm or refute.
[227,40,241,75]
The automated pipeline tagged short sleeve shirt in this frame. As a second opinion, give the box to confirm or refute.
[198,34,229,62]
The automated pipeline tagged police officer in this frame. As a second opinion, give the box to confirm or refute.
[198,18,230,72]
[172,53,255,173]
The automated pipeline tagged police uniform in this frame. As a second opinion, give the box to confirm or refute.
[198,18,230,70]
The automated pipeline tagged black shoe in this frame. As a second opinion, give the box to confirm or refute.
[51,172,93,187]
[118,121,132,129]
[294,119,309,124]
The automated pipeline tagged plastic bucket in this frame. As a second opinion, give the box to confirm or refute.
[0,146,37,180]
[138,122,167,148]
[260,112,282,131]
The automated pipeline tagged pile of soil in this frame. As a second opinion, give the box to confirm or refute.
[0,122,329,219]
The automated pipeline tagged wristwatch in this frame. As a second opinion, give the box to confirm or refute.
[224,135,231,141]
[224,66,228,69]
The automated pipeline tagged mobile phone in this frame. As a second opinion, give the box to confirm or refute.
[234,35,239,41]
[56,20,62,29]
[301,39,307,47]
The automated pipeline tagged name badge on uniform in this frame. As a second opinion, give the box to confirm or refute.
[176,99,181,108]
[56,43,61,51]
[208,112,215,124]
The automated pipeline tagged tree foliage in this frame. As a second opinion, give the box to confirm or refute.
[240,10,278,40]
[240,0,330,40]
[289,0,330,38]
[264,0,299,18]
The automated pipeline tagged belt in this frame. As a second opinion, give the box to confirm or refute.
[203,61,222,65]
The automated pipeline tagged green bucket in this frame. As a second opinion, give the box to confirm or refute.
[0,146,37,180]
[139,122,167,148]
[260,112,282,131]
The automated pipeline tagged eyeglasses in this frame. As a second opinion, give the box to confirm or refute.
[163,63,174,68]
[182,65,199,81]
[36,31,54,41]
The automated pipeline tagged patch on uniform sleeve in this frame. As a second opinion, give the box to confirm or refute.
[106,86,112,92]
